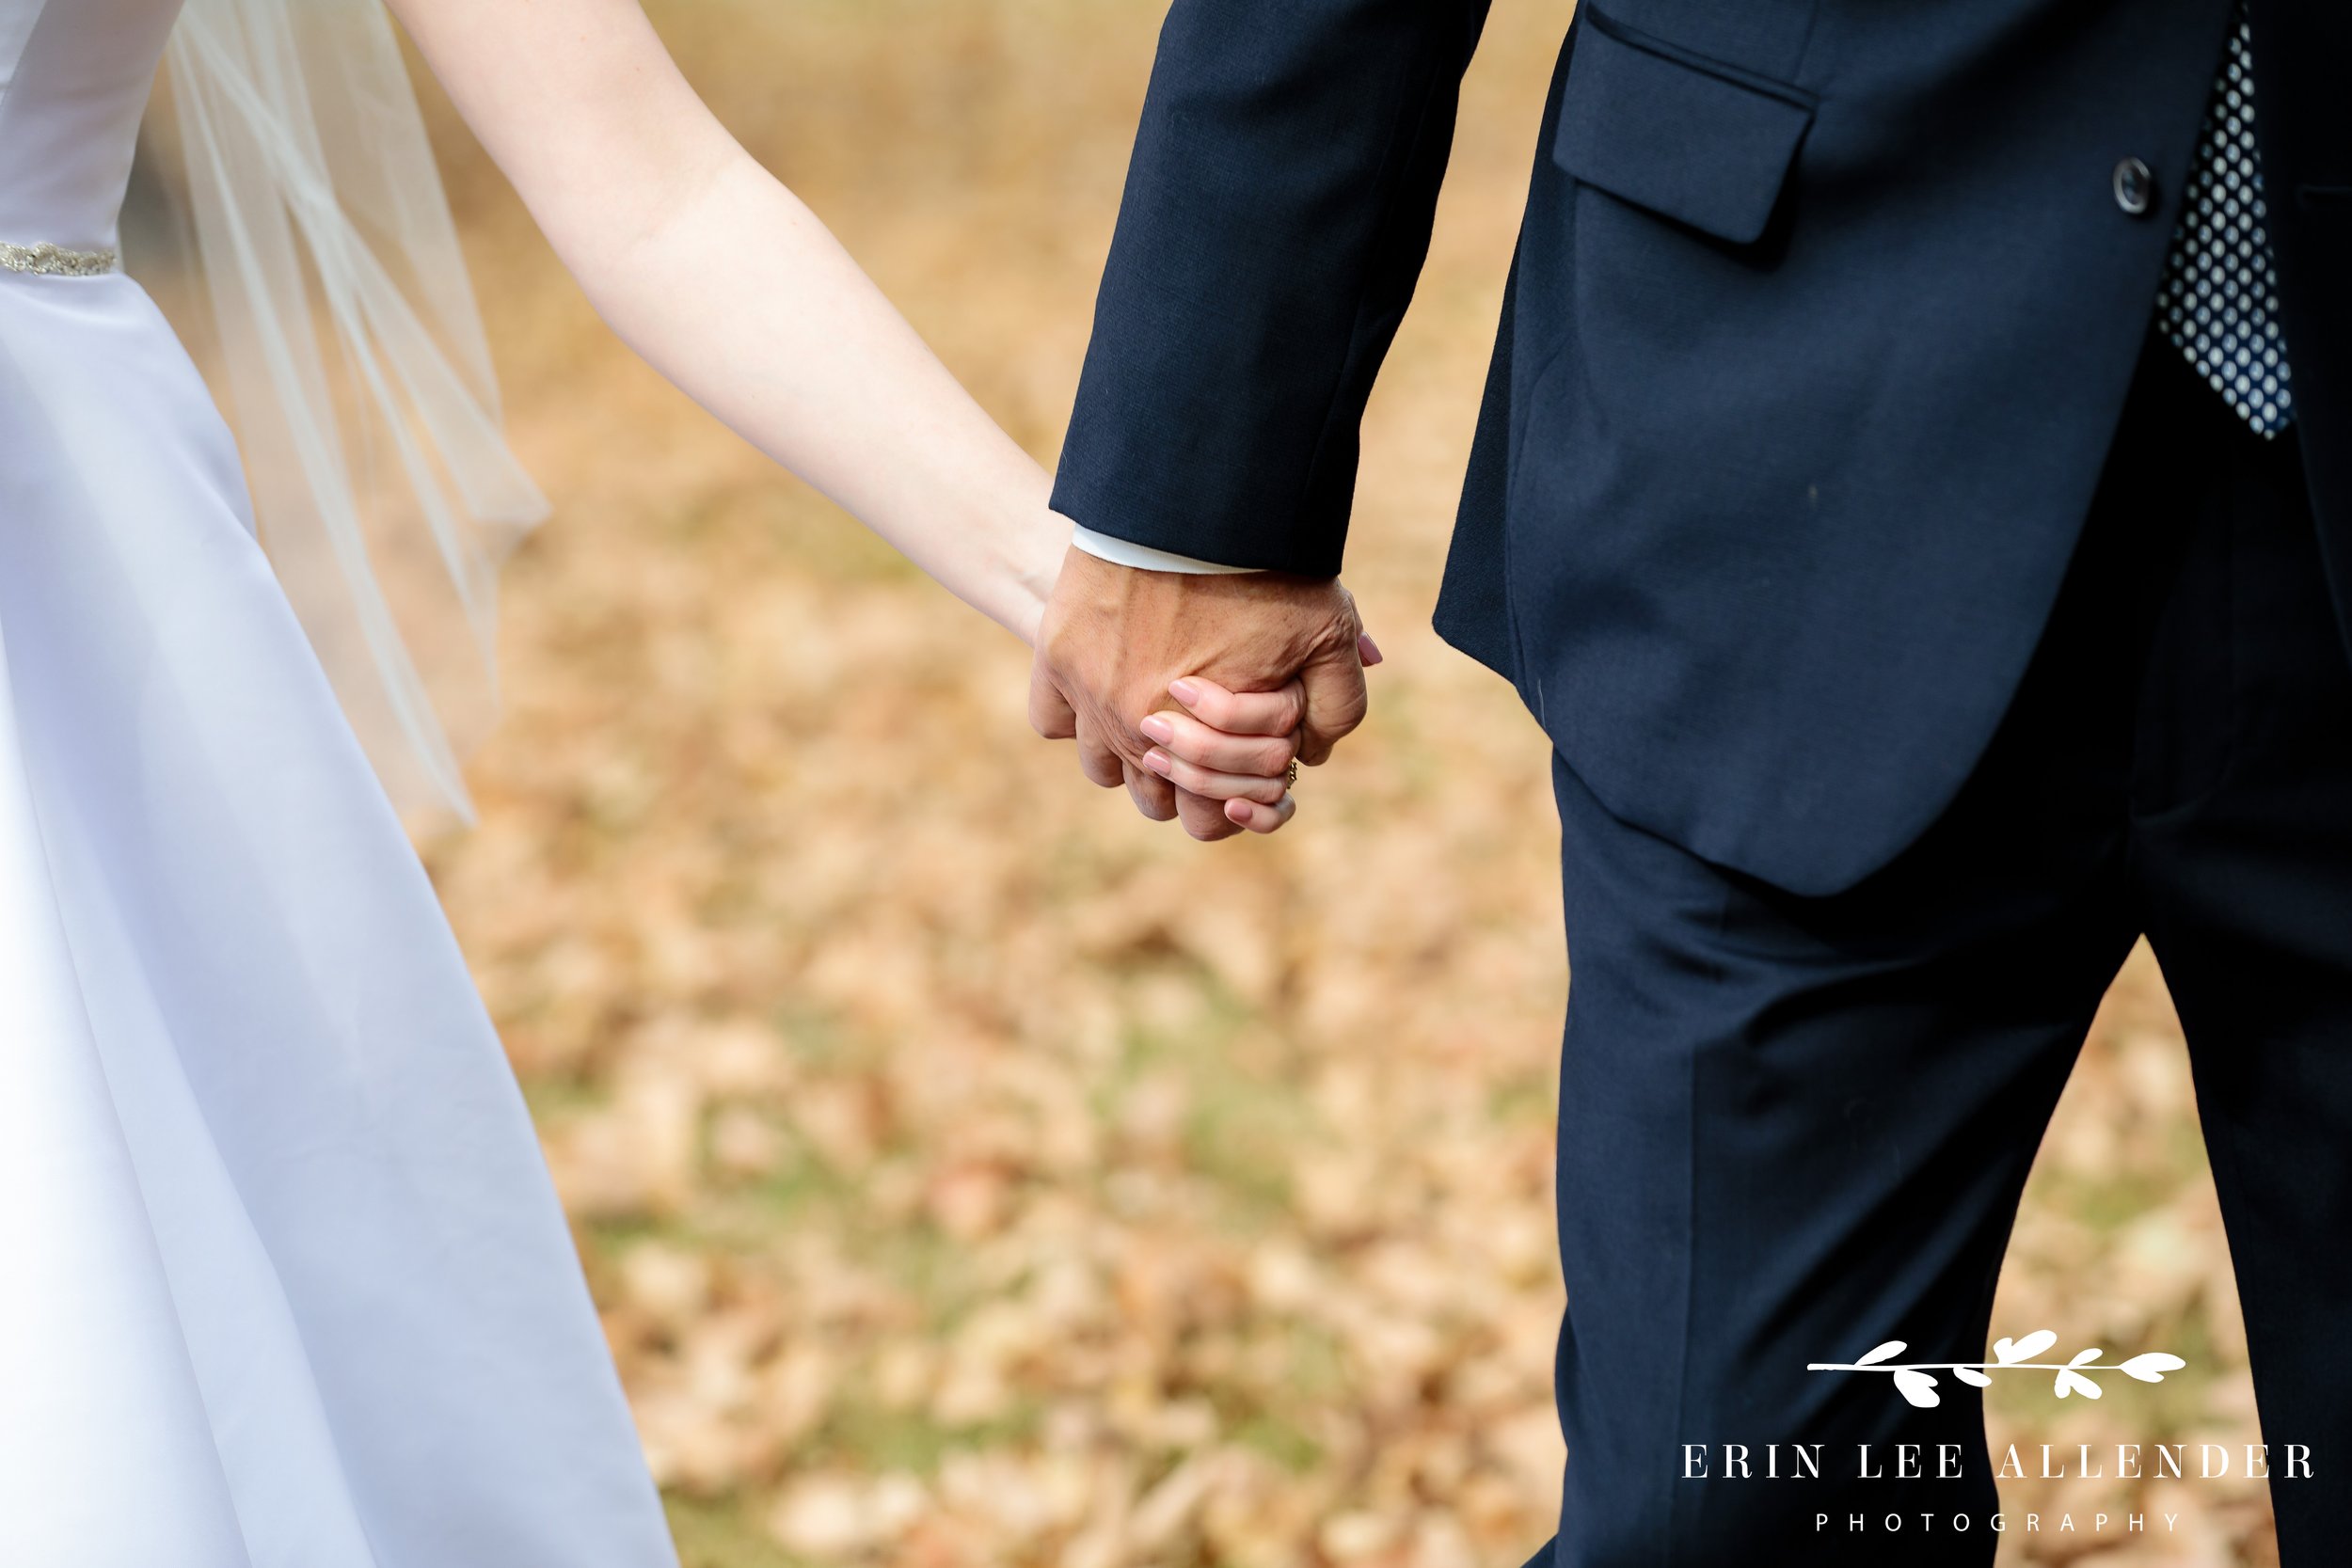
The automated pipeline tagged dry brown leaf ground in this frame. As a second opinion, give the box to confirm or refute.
[406,2,2276,1562]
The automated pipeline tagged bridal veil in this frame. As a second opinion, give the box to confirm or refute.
[147,0,543,821]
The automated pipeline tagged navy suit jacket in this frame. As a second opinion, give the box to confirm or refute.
[1051,0,2349,895]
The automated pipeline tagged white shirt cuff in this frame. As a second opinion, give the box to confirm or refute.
[1068,524,1262,575]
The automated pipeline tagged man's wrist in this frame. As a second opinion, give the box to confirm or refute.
[1067,523,1263,576]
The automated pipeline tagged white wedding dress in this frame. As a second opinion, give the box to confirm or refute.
[0,2,677,1563]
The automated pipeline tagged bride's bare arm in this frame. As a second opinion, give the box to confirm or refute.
[383,0,1059,641]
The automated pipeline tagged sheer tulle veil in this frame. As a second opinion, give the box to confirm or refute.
[137,0,546,823]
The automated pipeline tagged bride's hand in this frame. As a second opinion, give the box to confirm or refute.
[1137,634,1384,835]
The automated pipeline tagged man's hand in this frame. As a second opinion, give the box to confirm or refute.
[1028,546,1370,840]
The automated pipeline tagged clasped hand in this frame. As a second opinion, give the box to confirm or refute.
[1027,546,1375,840]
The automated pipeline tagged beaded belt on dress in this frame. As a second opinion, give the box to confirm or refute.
[0,242,120,277]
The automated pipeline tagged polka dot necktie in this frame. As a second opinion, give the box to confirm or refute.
[2158,5,2294,436]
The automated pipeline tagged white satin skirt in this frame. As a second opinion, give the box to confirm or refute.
[0,271,676,1565]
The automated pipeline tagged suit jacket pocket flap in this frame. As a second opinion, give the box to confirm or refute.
[1553,15,1816,245]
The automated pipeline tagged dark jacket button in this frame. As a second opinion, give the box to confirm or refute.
[2114,157,2155,216]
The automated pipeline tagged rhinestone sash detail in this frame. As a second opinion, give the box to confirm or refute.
[0,241,120,277]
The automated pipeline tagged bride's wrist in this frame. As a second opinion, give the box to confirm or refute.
[993,488,1064,648]
[962,492,1058,647]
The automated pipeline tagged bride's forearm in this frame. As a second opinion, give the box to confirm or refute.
[568,155,1061,641]
[385,0,1065,643]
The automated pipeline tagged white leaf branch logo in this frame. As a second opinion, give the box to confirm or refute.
[1807,1332,2186,1409]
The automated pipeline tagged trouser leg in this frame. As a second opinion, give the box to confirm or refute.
[1544,762,2135,1566]
[1539,333,2224,1567]
[2128,387,2352,1563]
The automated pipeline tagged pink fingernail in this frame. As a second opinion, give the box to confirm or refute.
[1359,633,1385,667]
[1168,678,1201,706]
[1139,714,1175,744]
[1141,750,1173,778]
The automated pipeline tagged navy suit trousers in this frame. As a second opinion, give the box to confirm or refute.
[1529,331,2352,1565]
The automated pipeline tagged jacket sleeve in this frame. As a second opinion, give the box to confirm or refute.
[1049,0,1495,575]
